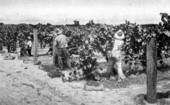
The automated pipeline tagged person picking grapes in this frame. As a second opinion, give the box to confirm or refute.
[53,28,71,70]
[26,36,33,56]
[108,29,126,82]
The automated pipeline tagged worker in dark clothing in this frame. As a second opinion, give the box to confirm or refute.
[53,28,71,70]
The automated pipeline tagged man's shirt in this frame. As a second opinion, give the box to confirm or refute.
[54,34,68,48]
[27,40,32,48]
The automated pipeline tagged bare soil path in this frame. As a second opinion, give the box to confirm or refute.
[0,51,170,105]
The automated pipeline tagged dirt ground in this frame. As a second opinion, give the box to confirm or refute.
[1,48,170,105]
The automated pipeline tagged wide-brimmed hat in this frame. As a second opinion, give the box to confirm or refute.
[54,28,63,34]
[114,30,125,40]
[27,36,31,40]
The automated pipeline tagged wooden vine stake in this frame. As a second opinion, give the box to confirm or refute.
[53,34,57,66]
[33,29,38,64]
[146,38,157,103]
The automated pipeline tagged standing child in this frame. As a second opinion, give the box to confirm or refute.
[27,36,33,56]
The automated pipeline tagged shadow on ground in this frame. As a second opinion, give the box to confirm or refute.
[134,90,170,105]
[39,64,63,78]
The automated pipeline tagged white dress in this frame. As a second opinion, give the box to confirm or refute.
[111,30,126,80]
[111,39,124,59]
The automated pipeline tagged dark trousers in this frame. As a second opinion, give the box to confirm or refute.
[27,47,32,56]
[54,47,71,70]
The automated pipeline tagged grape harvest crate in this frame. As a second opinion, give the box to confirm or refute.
[3,56,15,60]
[23,59,41,65]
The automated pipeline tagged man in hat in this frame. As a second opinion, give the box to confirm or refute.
[53,28,71,70]
[107,29,126,81]
[26,36,33,56]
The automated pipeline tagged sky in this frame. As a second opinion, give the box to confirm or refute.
[0,0,170,25]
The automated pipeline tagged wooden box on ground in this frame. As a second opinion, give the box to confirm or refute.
[3,56,15,60]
